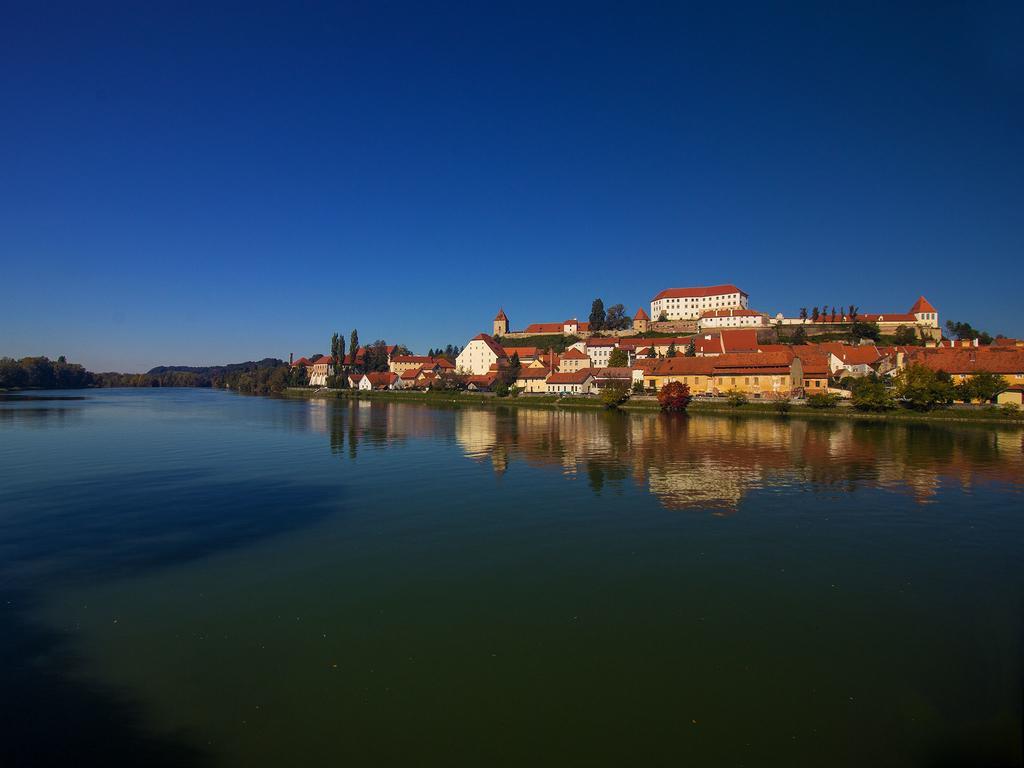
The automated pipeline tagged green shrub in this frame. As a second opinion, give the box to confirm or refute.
[806,392,841,408]
[726,391,748,407]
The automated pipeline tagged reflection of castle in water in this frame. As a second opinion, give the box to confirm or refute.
[307,398,1024,513]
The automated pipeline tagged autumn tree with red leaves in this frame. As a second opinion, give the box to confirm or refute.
[657,381,692,412]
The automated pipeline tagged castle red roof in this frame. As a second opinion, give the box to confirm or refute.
[634,307,650,320]
[910,296,937,314]
[653,284,746,301]
[494,308,508,321]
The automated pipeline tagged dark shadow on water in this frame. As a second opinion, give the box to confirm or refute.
[1,590,211,767]
[0,470,347,766]
[0,468,343,586]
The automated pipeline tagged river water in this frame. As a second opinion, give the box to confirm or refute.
[1,389,1022,766]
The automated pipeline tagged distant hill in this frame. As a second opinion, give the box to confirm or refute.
[146,359,283,376]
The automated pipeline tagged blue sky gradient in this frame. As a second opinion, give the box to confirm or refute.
[2,2,1022,371]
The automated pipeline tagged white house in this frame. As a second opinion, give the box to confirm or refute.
[697,308,766,330]
[546,369,596,395]
[456,333,508,375]
[651,284,748,321]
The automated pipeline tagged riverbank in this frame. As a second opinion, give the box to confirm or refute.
[282,388,1024,426]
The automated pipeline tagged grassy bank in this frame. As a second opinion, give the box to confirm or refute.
[282,388,1024,426]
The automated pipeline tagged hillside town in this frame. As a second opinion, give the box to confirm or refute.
[288,284,1024,408]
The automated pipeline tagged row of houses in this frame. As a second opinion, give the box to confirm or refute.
[454,327,1024,400]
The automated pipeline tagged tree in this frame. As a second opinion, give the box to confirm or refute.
[604,303,630,330]
[851,378,895,411]
[362,340,390,372]
[792,326,808,345]
[589,299,606,331]
[330,333,340,375]
[658,310,668,322]
[666,342,677,358]
[799,308,808,321]
[726,391,748,407]
[336,334,346,373]
[599,382,630,408]
[848,305,858,324]
[631,380,645,394]
[893,326,917,346]
[607,348,629,367]
[851,321,881,342]
[349,330,360,370]
[811,306,820,322]
[945,320,994,345]
[894,364,954,410]
[685,338,696,357]
[957,370,1005,403]
[658,381,692,412]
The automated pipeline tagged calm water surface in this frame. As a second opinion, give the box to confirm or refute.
[1,389,1023,766]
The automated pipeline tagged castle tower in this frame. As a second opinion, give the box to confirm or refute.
[910,296,938,328]
[633,307,650,333]
[493,308,509,337]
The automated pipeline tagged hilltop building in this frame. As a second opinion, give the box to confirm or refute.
[650,284,748,321]
[633,308,650,333]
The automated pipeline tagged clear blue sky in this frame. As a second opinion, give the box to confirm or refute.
[2,2,1022,372]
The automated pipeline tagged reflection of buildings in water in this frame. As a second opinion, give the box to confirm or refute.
[446,404,1023,512]
[646,460,746,515]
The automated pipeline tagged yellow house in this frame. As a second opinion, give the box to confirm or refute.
[515,367,551,393]
[558,348,590,373]
[643,357,716,393]
[710,353,803,397]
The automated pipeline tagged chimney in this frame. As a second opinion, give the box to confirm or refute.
[289,352,293,365]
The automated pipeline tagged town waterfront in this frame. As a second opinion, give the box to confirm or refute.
[2,389,1023,766]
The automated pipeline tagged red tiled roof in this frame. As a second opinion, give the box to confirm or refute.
[366,372,398,388]
[547,369,595,385]
[585,338,619,347]
[516,368,550,380]
[522,321,590,334]
[720,329,759,352]
[494,308,508,321]
[593,367,633,379]
[466,373,497,386]
[817,312,917,324]
[909,296,937,314]
[523,322,563,334]
[400,367,422,380]
[469,333,508,358]
[312,356,333,366]
[291,357,312,367]
[653,284,746,301]
[561,348,590,359]
[712,352,794,371]
[907,348,1024,375]
[650,358,717,376]
[501,346,538,358]
[634,307,650,320]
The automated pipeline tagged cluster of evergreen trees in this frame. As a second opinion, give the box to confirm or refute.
[588,298,632,331]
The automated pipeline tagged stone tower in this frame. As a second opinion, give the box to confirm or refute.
[493,308,509,337]
[633,307,650,334]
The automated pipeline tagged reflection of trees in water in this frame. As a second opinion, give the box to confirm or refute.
[449,409,1024,513]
